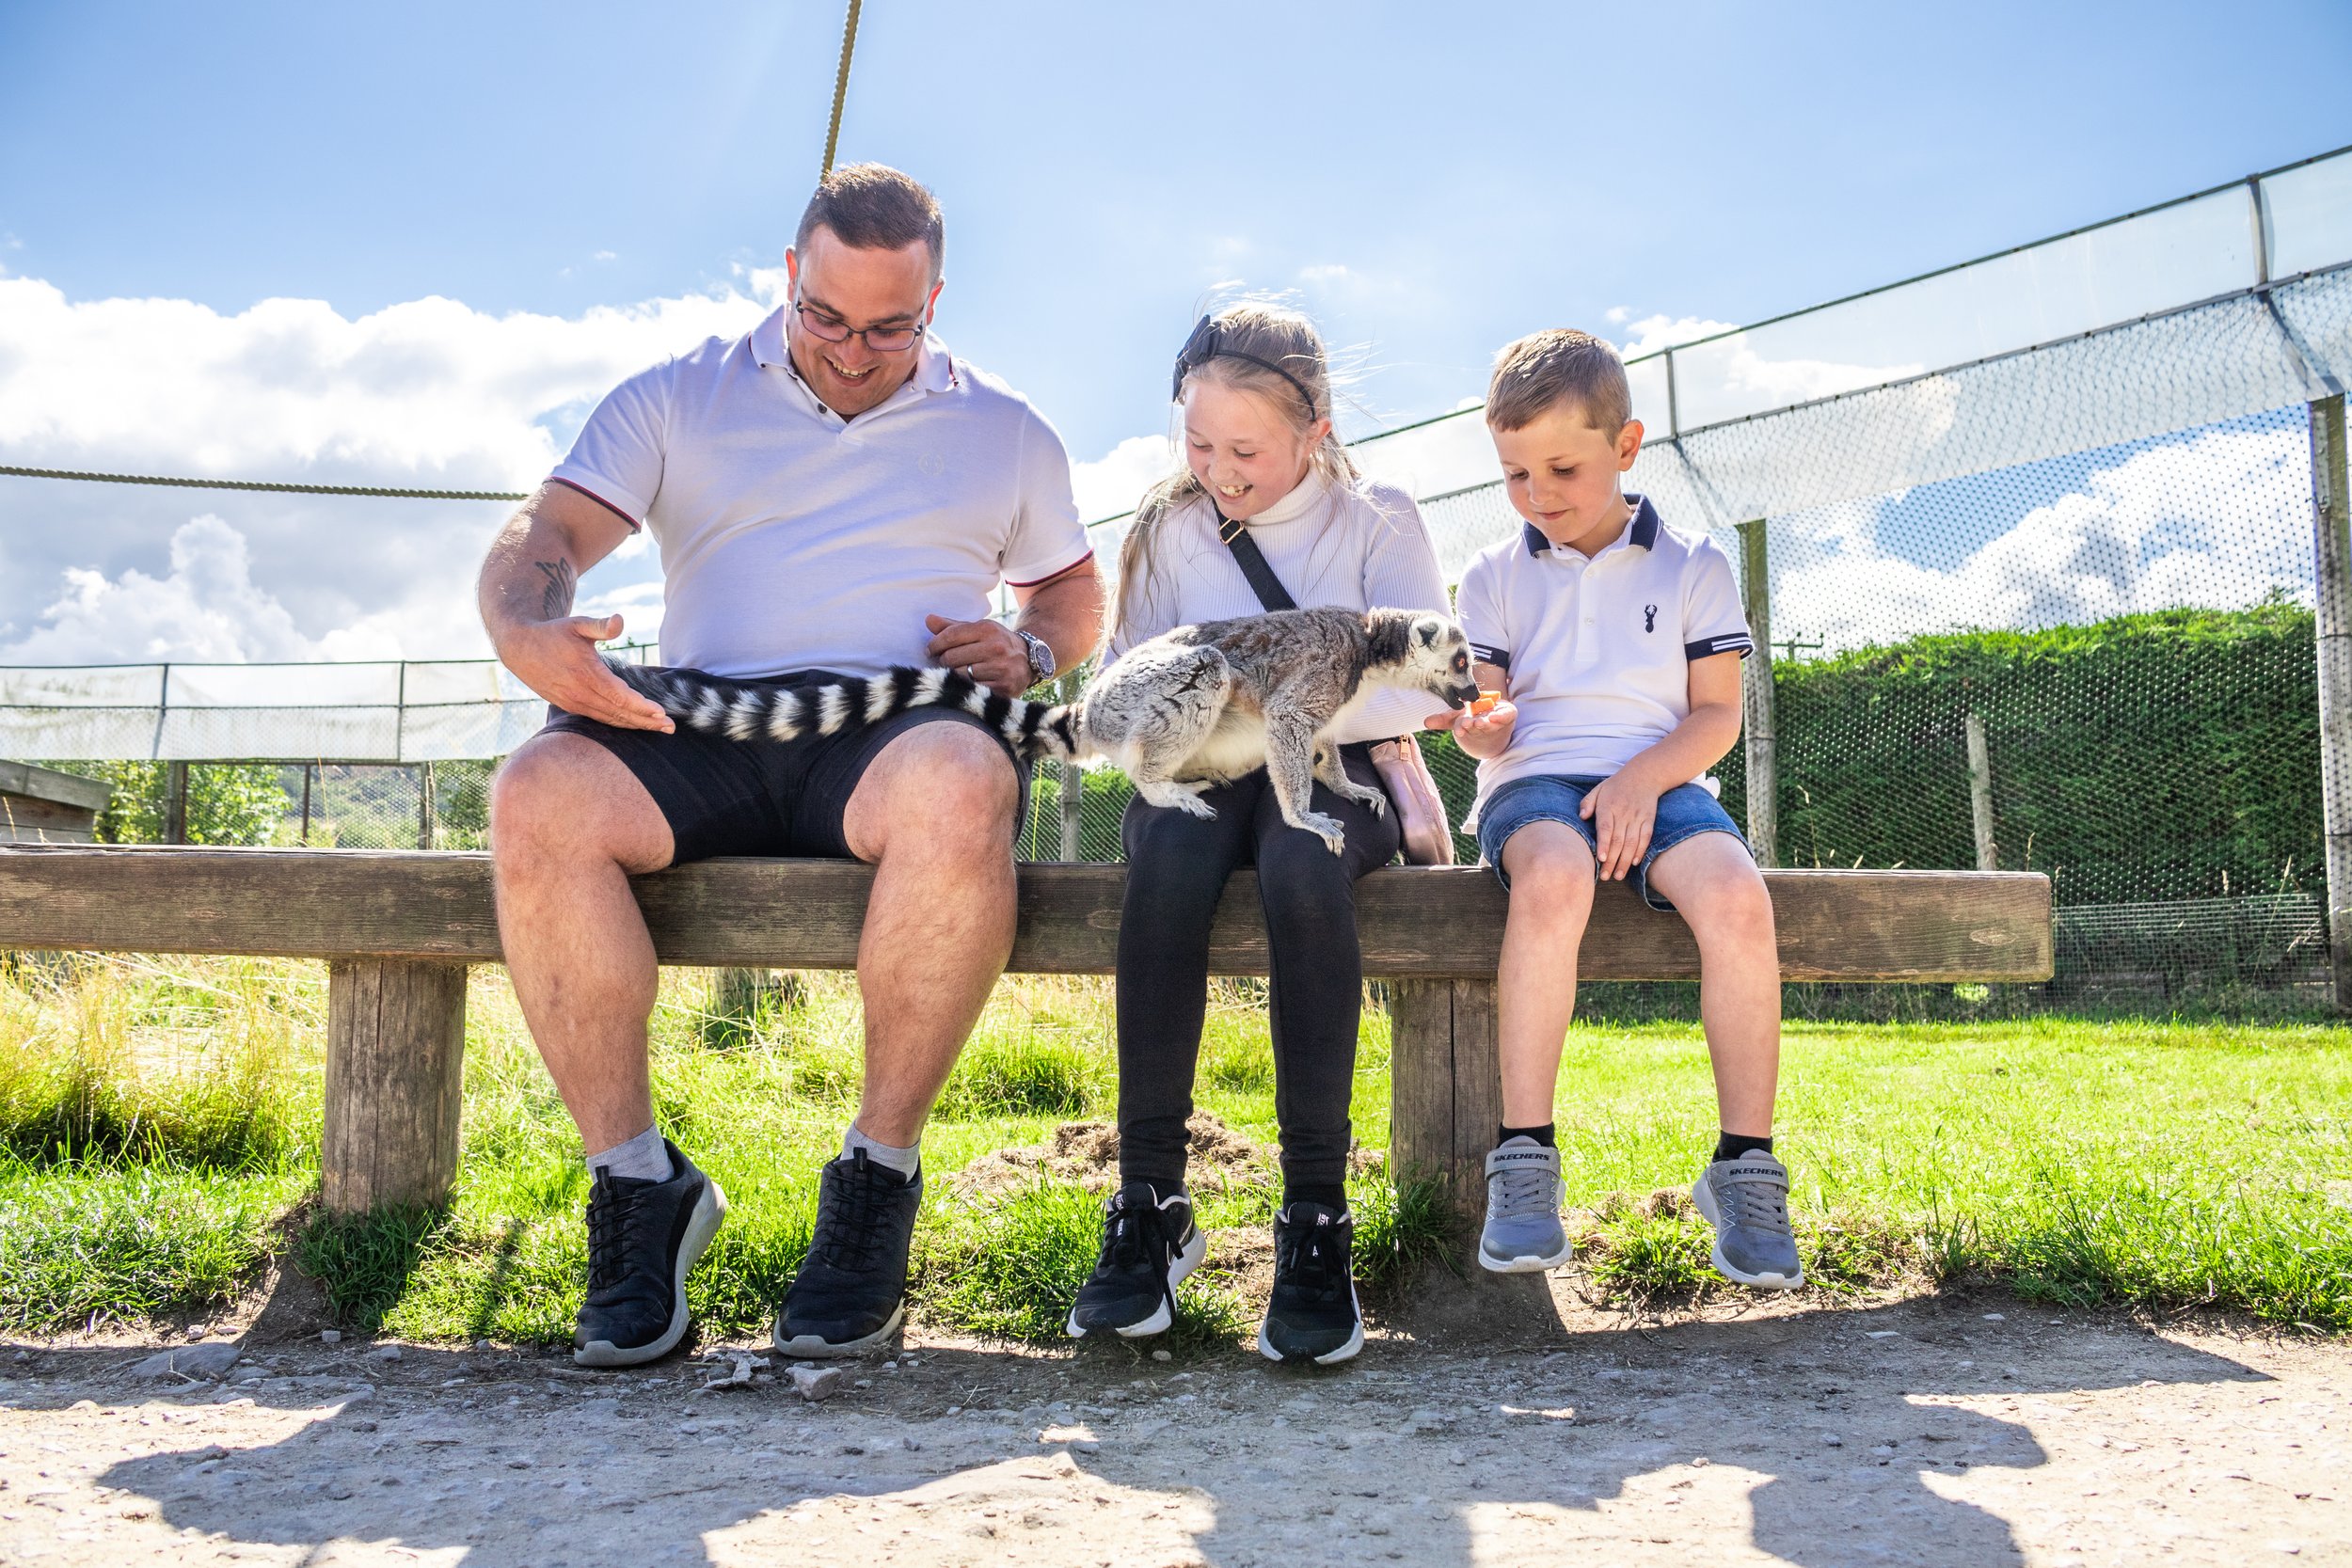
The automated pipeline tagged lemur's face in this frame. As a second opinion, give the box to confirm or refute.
[1404,615,1483,708]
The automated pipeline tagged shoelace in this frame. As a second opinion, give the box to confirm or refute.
[1100,1196,1166,1273]
[1717,1166,1792,1232]
[584,1171,637,1294]
[1489,1159,1556,1220]
[1276,1219,1347,1303]
[811,1153,897,1272]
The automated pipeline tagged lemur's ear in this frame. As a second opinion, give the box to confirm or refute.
[1416,617,1440,647]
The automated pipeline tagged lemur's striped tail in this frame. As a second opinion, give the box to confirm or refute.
[606,658,1083,759]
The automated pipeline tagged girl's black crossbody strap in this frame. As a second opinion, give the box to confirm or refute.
[1216,510,1298,611]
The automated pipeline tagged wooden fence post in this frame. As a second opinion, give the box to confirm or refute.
[323,958,469,1213]
[2312,394,2352,1013]
[164,762,189,845]
[1388,978,1501,1224]
[1737,519,1778,867]
[1964,712,1998,872]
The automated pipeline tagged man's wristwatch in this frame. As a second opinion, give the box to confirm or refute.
[1015,629,1057,688]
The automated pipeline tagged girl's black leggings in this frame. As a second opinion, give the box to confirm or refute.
[1114,741,1402,1195]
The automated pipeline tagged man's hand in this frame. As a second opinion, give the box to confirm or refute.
[499,612,675,733]
[1426,699,1517,759]
[1580,770,1661,881]
[926,613,1030,695]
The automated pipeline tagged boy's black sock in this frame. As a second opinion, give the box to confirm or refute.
[1498,1123,1557,1148]
[1284,1183,1348,1214]
[1713,1131,1775,1163]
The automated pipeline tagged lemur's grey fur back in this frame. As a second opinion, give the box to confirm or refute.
[609,660,1083,758]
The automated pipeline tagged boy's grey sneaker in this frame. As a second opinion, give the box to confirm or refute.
[1691,1151,1804,1291]
[1478,1137,1570,1274]
[774,1148,921,1357]
[574,1140,728,1368]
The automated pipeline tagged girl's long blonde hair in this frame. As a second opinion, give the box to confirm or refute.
[1110,301,1362,642]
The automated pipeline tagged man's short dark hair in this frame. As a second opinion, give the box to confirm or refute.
[794,163,945,277]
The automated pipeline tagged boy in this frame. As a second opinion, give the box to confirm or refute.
[1428,328,1801,1291]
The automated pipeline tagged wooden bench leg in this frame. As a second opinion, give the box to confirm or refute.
[323,958,468,1214]
[1388,978,1502,1225]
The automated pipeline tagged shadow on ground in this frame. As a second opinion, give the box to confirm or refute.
[0,1284,2296,1567]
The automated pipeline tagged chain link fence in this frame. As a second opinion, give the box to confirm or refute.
[8,150,2352,1018]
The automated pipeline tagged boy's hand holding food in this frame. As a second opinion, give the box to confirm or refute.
[1427,690,1516,759]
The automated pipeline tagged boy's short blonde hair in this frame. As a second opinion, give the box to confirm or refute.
[1486,329,1632,434]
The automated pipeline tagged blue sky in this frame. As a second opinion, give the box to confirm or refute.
[1,0,2347,662]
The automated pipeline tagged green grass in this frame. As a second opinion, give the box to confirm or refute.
[1,957,2347,1340]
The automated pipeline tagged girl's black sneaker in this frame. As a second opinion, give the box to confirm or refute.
[1258,1202,1362,1365]
[1066,1181,1206,1338]
[572,1141,728,1368]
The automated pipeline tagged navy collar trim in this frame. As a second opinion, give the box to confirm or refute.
[1522,494,1661,558]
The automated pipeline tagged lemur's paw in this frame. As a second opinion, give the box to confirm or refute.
[1347,785,1388,817]
[1300,812,1348,855]
[1171,793,1218,820]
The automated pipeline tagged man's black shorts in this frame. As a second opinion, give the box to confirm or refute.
[541,668,1030,866]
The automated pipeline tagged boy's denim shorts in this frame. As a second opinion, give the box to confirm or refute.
[1474,774,1750,911]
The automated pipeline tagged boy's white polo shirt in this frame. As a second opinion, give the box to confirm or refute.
[550,307,1091,682]
[1455,493,1752,813]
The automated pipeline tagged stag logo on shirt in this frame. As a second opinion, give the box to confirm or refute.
[1643,604,1659,633]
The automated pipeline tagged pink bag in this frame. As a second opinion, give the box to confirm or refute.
[1367,734,1455,865]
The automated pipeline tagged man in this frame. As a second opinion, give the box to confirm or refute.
[477,164,1103,1367]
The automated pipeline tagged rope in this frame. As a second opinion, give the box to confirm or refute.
[0,465,526,501]
[820,0,864,177]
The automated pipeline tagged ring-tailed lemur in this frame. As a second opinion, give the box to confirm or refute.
[608,606,1482,854]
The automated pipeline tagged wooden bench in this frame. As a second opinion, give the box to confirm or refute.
[0,845,2053,1213]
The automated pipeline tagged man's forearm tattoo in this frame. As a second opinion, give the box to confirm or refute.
[533,559,576,619]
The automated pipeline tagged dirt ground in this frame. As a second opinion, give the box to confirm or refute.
[2,1265,2346,1568]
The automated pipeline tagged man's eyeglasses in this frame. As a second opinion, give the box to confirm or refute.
[792,299,925,354]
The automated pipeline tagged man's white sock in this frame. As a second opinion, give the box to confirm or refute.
[587,1125,675,1184]
[842,1123,919,1180]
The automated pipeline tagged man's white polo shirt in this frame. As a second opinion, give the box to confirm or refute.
[550,307,1091,682]
[1455,493,1753,812]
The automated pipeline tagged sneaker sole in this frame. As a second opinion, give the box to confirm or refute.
[1689,1175,1804,1291]
[1257,1276,1363,1367]
[574,1174,730,1369]
[1065,1226,1208,1340]
[1477,1237,1573,1274]
[773,1300,907,1360]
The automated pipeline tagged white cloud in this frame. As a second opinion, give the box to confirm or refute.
[0,515,413,663]
[1072,433,1174,524]
[1619,311,1926,422]
[1774,424,2310,652]
[0,271,794,665]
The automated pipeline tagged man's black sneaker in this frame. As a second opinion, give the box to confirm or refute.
[573,1140,728,1368]
[1066,1181,1208,1339]
[774,1148,921,1358]
[1258,1201,1362,1366]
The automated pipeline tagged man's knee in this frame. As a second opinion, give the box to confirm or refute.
[849,721,1019,863]
[489,733,670,874]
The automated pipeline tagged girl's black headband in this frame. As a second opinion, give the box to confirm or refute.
[1170,314,1321,421]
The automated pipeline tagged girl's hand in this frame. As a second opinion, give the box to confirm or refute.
[1580,771,1661,880]
[1426,698,1516,759]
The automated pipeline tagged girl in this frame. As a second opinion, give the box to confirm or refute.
[1066,302,1451,1364]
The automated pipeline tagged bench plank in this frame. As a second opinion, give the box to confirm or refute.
[0,846,2054,981]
